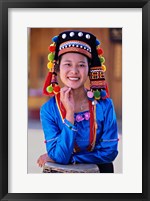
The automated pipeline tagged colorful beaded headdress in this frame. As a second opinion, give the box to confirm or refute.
[43,30,109,100]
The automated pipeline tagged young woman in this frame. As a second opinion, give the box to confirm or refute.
[37,30,118,173]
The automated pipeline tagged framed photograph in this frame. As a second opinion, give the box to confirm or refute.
[0,0,150,201]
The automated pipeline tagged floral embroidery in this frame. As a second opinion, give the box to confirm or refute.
[75,112,90,122]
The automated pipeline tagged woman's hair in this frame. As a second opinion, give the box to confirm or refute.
[54,57,61,73]
[54,53,91,73]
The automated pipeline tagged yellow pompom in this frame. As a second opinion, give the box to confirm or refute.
[101,65,106,72]
[47,62,53,69]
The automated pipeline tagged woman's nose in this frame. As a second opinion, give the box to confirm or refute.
[70,66,79,74]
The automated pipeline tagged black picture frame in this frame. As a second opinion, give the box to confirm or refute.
[0,0,150,200]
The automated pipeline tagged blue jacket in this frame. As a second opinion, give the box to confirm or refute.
[40,97,118,165]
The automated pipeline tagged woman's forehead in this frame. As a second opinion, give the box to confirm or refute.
[61,52,88,61]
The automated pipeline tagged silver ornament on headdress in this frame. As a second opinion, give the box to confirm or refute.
[62,33,67,39]
[78,32,83,37]
[70,32,75,37]
[86,34,90,39]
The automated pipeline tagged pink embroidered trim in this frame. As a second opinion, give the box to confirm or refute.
[75,112,90,122]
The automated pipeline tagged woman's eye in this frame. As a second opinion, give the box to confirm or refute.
[64,63,71,67]
[79,64,85,67]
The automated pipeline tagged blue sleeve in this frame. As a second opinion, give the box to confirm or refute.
[40,101,77,165]
[71,99,118,164]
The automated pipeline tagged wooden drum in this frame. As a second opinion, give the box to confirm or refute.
[43,162,100,173]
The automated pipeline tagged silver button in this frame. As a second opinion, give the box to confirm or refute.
[78,32,83,37]
[86,34,90,39]
[62,33,67,39]
[70,32,75,37]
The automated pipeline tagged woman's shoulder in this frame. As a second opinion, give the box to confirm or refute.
[40,96,56,113]
[97,98,114,111]
[98,97,113,105]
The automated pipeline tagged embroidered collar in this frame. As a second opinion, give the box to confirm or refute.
[75,111,90,122]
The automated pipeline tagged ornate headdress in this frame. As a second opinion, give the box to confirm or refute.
[43,30,109,101]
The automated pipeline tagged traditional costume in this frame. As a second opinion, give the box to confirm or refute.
[41,30,118,172]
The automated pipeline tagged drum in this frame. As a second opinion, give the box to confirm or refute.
[43,162,100,173]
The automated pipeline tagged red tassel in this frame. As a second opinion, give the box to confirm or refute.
[105,83,110,98]
[43,72,52,95]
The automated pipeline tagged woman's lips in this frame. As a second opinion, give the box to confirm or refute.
[68,77,80,81]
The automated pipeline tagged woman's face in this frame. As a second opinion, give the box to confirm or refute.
[59,53,89,89]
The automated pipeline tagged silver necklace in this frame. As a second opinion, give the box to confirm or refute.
[80,99,87,110]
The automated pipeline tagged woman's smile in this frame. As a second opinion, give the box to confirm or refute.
[67,77,80,81]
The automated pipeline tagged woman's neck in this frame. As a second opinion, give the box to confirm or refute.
[71,87,87,102]
[71,87,89,113]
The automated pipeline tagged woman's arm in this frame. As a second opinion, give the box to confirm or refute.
[40,100,77,165]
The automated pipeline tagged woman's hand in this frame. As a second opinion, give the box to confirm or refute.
[37,153,55,167]
[60,86,75,112]
[60,86,75,124]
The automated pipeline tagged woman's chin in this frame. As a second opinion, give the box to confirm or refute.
[64,84,80,90]
[66,85,77,89]
[64,82,79,89]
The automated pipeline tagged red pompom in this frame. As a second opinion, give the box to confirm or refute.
[48,45,56,52]
[97,48,104,55]
[53,85,60,93]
